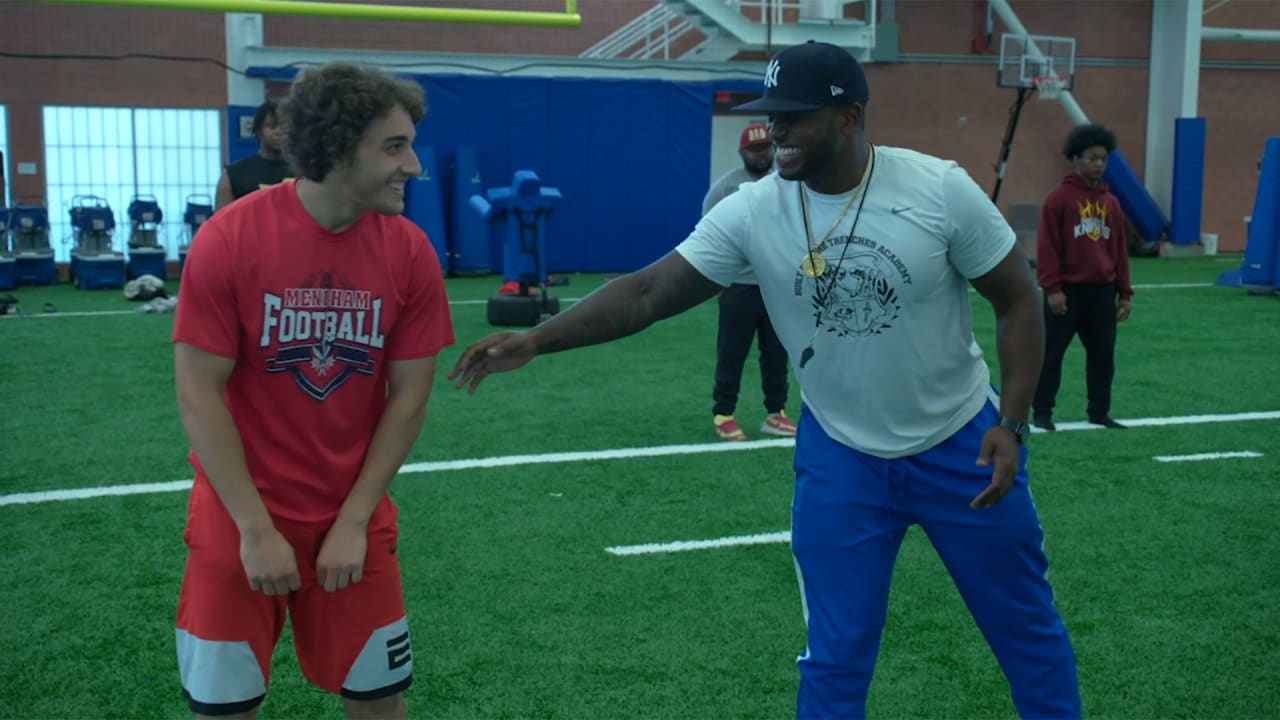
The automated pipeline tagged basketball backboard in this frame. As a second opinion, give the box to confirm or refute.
[997,33,1076,91]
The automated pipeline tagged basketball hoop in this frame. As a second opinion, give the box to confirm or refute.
[1033,75,1064,100]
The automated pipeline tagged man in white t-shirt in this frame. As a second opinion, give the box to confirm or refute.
[450,41,1080,719]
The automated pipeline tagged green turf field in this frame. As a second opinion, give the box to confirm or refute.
[1,255,1277,719]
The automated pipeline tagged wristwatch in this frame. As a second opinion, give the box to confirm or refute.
[997,416,1030,445]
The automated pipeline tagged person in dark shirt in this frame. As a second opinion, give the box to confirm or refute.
[703,123,796,441]
[1033,123,1133,431]
[215,100,292,210]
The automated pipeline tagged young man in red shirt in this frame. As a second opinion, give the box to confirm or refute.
[1033,123,1133,431]
[172,63,454,718]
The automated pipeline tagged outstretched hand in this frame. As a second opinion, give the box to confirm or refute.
[448,331,538,394]
[971,426,1020,509]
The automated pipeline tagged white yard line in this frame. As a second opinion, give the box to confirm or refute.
[0,309,138,319]
[606,531,791,556]
[1,279,1221,321]
[1153,450,1263,463]
[2,410,1277,508]
[0,439,794,507]
[0,296,586,319]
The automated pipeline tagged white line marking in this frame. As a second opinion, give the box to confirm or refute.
[3,410,1278,508]
[4,281,1217,321]
[397,438,793,474]
[606,531,791,556]
[0,439,794,507]
[450,296,583,306]
[1153,450,1263,463]
[1034,410,1280,433]
[0,296,587,319]
[964,282,1211,295]
[0,309,137,319]
[0,480,195,506]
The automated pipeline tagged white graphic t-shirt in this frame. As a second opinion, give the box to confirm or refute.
[676,146,1015,458]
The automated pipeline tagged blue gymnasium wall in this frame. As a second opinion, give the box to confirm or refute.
[234,73,742,273]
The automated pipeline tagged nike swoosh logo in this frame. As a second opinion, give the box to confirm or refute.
[891,207,912,215]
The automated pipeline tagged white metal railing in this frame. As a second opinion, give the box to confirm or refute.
[581,0,876,61]
[726,0,874,27]
[579,4,694,59]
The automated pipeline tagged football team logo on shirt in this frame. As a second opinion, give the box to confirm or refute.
[794,234,909,338]
[260,274,384,400]
[1073,200,1111,242]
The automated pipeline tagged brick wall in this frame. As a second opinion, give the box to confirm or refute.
[0,4,224,202]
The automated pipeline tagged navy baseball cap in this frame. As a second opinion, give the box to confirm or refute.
[734,41,870,112]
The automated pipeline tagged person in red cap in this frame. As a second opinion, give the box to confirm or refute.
[701,122,796,441]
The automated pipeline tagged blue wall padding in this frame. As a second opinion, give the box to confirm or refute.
[1241,136,1280,289]
[226,105,261,165]
[450,146,490,275]
[1103,149,1170,244]
[239,72,718,273]
[417,74,716,274]
[1169,117,1206,245]
[402,145,448,272]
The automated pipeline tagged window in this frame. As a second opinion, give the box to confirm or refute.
[43,106,222,261]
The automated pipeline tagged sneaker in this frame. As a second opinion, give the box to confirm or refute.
[1033,415,1056,432]
[760,411,797,437]
[714,414,746,441]
[1088,415,1127,429]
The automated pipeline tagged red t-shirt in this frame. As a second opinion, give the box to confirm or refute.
[173,182,455,525]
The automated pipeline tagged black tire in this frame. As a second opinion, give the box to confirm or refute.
[486,293,561,327]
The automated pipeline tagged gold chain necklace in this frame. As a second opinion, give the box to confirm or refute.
[798,145,875,278]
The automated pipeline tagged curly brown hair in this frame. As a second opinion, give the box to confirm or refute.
[279,63,427,182]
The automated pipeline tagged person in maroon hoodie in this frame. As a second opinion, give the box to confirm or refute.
[1032,123,1133,431]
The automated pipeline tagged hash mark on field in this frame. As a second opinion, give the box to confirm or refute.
[1153,451,1263,463]
[606,531,791,556]
[2,410,1278,508]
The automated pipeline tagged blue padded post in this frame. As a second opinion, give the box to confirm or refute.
[402,145,449,272]
[451,146,491,275]
[1103,149,1170,244]
[1241,136,1280,292]
[1169,117,1207,245]
[226,105,261,164]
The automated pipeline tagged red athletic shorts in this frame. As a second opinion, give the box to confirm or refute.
[175,478,413,716]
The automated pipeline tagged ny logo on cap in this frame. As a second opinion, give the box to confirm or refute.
[764,59,781,88]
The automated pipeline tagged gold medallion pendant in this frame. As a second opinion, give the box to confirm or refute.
[800,253,827,278]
